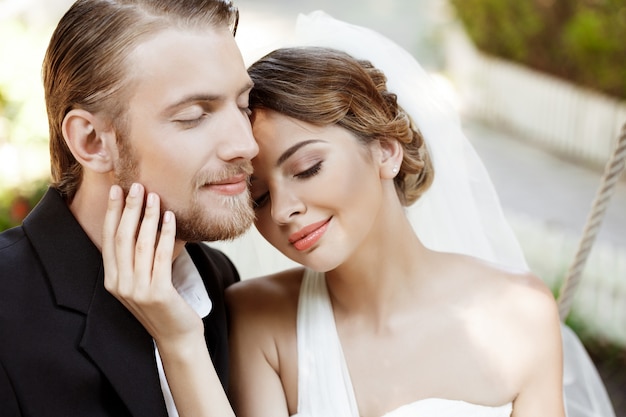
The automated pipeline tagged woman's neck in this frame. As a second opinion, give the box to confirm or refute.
[324,208,431,330]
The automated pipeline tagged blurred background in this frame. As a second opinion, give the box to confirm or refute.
[1,0,625,413]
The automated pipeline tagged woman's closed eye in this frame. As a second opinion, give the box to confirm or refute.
[295,161,322,179]
[252,191,269,209]
[252,161,323,209]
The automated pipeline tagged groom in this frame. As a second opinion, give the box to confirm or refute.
[0,0,257,416]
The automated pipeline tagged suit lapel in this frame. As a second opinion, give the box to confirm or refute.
[81,281,168,417]
[24,188,168,417]
[23,188,100,313]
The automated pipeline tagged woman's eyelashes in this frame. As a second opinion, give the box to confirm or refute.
[252,192,269,209]
[295,161,322,179]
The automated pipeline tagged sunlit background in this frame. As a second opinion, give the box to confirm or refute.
[1,0,625,413]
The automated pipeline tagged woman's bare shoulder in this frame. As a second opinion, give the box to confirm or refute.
[448,252,555,307]
[226,267,305,317]
[226,269,305,406]
[453,254,562,363]
[441,254,563,389]
[439,252,560,345]
[480,259,557,323]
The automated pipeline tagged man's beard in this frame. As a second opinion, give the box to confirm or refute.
[177,164,255,242]
[115,141,255,243]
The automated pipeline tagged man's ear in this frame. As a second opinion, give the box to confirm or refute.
[378,139,403,179]
[62,109,116,173]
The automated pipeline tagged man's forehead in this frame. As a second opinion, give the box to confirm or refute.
[123,27,250,108]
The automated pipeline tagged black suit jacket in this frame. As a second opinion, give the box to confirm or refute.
[0,188,240,417]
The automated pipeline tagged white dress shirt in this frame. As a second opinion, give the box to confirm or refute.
[154,249,212,417]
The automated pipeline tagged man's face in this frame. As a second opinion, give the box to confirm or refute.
[116,27,258,242]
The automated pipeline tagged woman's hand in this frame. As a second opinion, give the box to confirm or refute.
[102,183,203,345]
[102,183,235,417]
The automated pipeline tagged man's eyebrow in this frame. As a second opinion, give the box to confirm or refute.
[276,139,324,167]
[163,94,220,114]
[163,81,254,114]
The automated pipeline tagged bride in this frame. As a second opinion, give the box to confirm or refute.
[103,11,614,417]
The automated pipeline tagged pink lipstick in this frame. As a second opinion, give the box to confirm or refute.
[289,219,330,251]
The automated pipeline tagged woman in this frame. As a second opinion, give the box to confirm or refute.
[103,13,566,417]
[226,50,562,416]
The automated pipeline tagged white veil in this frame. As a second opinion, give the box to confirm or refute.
[292,11,527,270]
[212,11,616,417]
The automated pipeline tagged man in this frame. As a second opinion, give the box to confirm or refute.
[0,0,258,416]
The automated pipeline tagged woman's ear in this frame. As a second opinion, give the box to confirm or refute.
[62,109,116,173]
[378,139,403,179]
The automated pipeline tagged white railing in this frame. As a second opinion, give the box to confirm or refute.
[469,56,626,168]
[444,23,626,169]
[509,213,626,346]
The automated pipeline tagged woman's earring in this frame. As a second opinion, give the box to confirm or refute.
[392,165,399,174]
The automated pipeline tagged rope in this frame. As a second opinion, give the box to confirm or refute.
[557,122,626,320]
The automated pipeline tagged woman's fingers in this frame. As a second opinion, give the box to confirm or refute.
[101,184,201,342]
[133,191,162,288]
[153,210,176,292]
[102,183,177,300]
[103,183,162,297]
[102,184,124,293]
[114,183,147,295]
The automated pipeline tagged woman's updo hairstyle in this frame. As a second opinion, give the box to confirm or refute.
[248,46,433,205]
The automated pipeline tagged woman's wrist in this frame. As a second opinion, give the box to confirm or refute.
[154,318,205,359]
[156,327,235,417]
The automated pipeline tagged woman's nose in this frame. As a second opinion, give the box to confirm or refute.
[270,187,306,225]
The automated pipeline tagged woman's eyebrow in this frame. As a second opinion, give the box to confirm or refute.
[276,139,324,167]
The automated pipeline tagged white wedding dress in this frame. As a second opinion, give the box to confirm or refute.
[292,268,512,417]
[212,11,616,417]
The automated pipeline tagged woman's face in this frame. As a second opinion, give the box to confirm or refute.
[250,109,386,271]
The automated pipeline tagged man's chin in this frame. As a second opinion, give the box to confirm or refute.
[174,207,254,243]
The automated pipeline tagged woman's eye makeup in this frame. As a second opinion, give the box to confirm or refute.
[294,161,323,179]
[249,176,269,209]
[250,147,325,210]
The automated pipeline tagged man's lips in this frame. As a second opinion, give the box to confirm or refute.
[289,218,331,251]
[203,174,248,196]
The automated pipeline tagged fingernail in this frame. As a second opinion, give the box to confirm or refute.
[109,186,121,200]
[129,183,139,197]
[163,211,172,223]
[147,193,155,207]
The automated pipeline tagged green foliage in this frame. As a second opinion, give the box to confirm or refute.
[451,0,544,62]
[0,179,48,232]
[450,0,626,99]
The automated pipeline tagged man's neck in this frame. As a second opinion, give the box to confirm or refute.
[69,181,112,252]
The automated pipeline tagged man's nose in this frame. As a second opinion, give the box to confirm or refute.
[219,107,259,161]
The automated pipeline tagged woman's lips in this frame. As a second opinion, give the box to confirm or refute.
[289,219,330,251]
